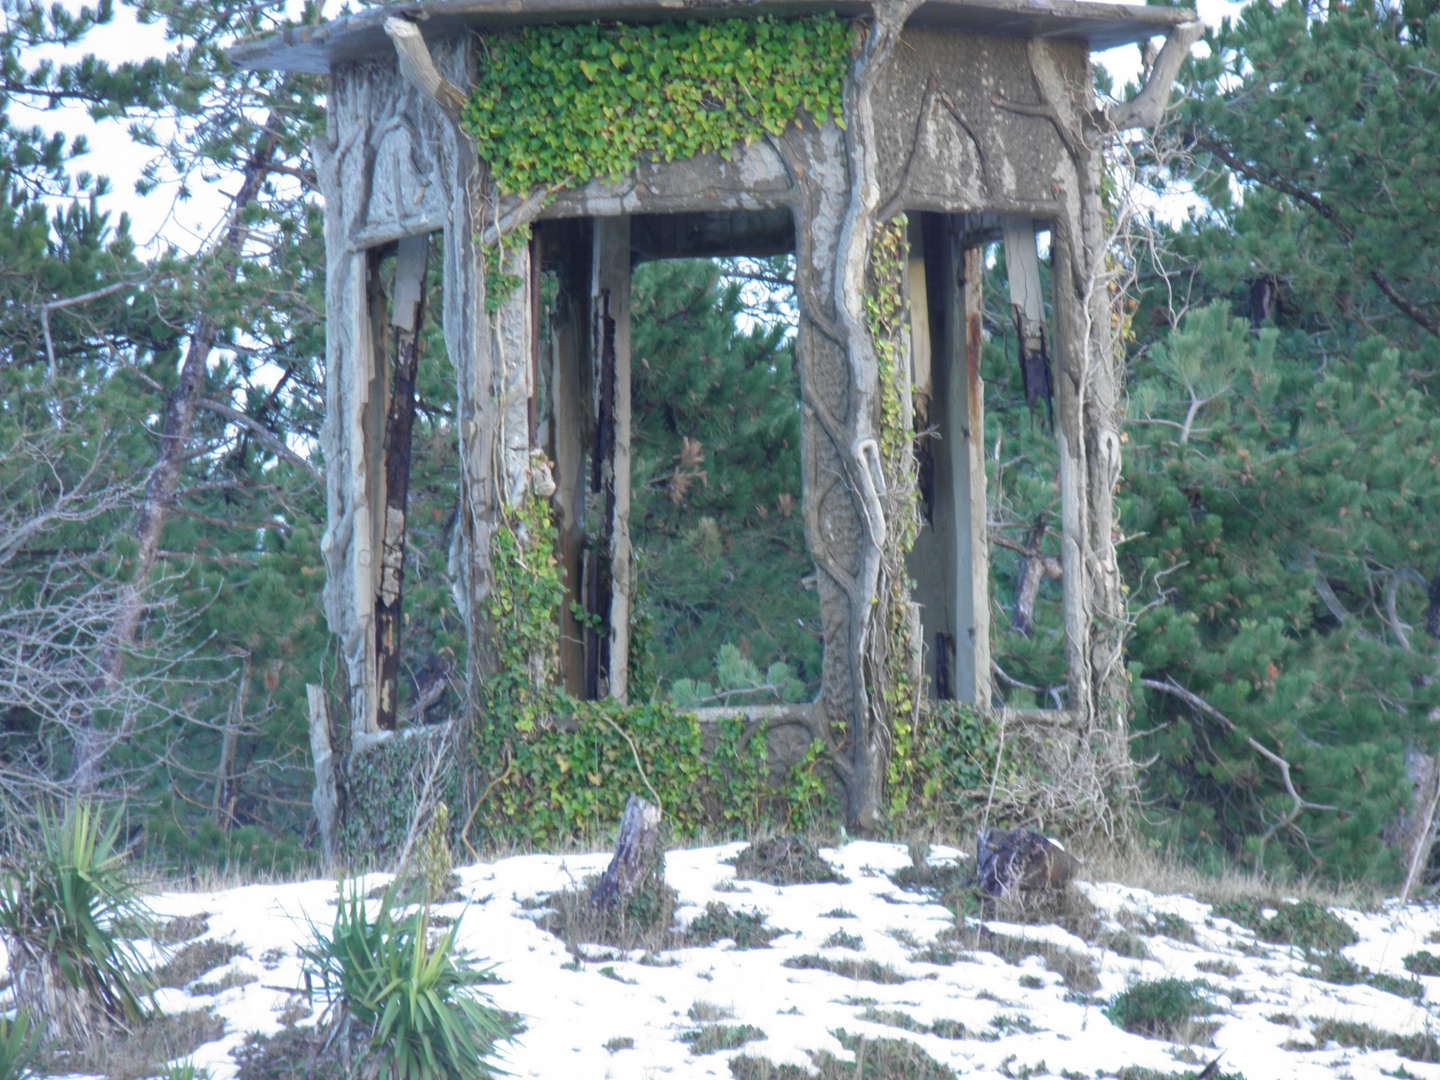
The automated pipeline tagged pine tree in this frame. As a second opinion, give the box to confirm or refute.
[1121,304,1440,879]
[628,258,820,701]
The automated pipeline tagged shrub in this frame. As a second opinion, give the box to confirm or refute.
[681,1024,766,1054]
[1405,951,1440,976]
[300,883,511,1080]
[687,902,784,949]
[0,802,156,1043]
[1106,979,1222,1043]
[1211,899,1356,951]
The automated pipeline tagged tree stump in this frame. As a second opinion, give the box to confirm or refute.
[590,794,662,910]
[976,827,1079,897]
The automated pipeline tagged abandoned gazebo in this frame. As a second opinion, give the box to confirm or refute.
[234,0,1201,836]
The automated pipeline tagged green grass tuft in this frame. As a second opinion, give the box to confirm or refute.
[688,902,785,949]
[1211,899,1356,951]
[1106,978,1222,1043]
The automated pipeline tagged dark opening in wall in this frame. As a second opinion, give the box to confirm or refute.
[628,251,818,709]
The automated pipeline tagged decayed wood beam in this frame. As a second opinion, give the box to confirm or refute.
[383,17,468,124]
[959,242,992,709]
[589,217,632,702]
[375,233,430,731]
[541,221,592,698]
[306,684,340,871]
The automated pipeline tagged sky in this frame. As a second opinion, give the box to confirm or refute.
[8,0,1249,261]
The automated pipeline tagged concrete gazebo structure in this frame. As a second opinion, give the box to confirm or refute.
[235,0,1200,830]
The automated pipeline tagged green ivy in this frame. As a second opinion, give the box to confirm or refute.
[462,16,851,196]
[866,216,924,817]
[482,224,529,315]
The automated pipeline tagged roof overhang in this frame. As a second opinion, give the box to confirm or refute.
[229,0,1195,75]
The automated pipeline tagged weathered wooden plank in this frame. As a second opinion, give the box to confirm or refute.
[590,216,632,702]
[375,233,431,731]
[957,239,991,709]
[539,220,592,699]
[306,684,340,870]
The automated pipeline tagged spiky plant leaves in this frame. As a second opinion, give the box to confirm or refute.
[0,802,157,1043]
[0,1011,40,1080]
[301,883,510,1080]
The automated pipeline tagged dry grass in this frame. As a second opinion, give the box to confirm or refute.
[1070,841,1381,911]
[781,955,909,984]
[233,1023,348,1080]
[732,837,847,886]
[535,870,682,956]
[152,939,248,989]
[36,1008,225,1080]
[730,1030,955,1080]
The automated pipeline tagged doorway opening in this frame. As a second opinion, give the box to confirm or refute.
[533,210,819,710]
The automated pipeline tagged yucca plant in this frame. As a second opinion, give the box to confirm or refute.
[301,883,510,1080]
[0,802,157,1044]
[0,1011,41,1080]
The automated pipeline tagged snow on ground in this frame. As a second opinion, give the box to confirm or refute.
[126,841,1440,1079]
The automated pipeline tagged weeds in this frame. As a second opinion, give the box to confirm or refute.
[731,837,846,885]
[537,870,681,954]
[1106,979,1222,1043]
[232,1024,345,1080]
[689,1001,735,1021]
[1302,950,1422,998]
[687,902,785,949]
[1150,913,1197,944]
[158,913,210,945]
[888,845,968,900]
[152,939,247,989]
[970,927,1101,993]
[781,954,908,983]
[36,1008,224,1080]
[1309,1018,1440,1062]
[1194,960,1240,978]
[859,1008,982,1041]
[1405,951,1440,976]
[730,1029,956,1080]
[1211,899,1356,951]
[681,1024,766,1053]
[822,929,864,950]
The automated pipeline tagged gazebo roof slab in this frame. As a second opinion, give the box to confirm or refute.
[230,0,1194,74]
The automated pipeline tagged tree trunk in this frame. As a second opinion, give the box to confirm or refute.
[72,108,287,796]
[1011,516,1064,637]
[213,652,251,830]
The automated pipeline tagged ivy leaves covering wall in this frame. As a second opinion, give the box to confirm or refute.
[462,16,851,195]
